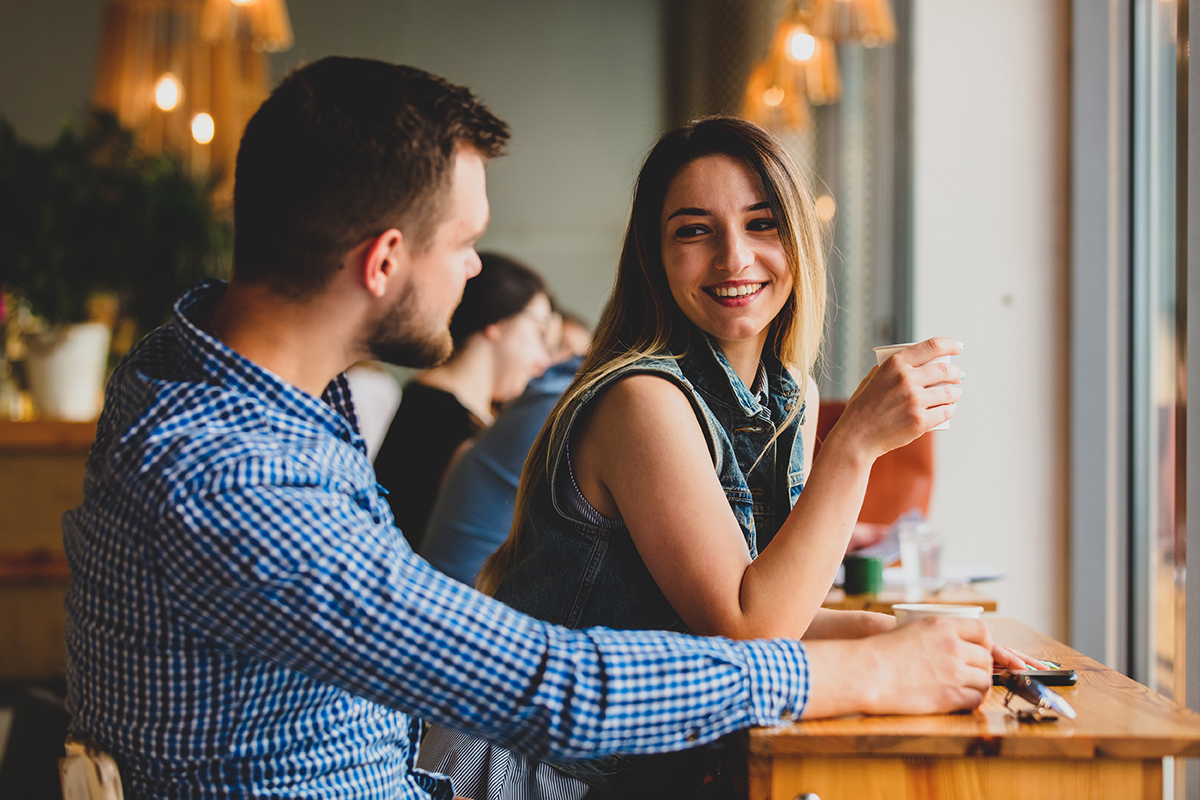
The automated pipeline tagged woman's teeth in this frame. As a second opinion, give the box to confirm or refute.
[710,283,764,298]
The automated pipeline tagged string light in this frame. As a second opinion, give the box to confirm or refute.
[763,86,785,107]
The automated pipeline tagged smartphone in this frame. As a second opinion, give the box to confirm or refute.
[992,669,1078,687]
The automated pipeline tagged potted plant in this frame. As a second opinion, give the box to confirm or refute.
[0,112,231,420]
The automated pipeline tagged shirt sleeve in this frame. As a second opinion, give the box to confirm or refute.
[154,483,809,759]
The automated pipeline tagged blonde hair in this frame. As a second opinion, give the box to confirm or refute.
[478,117,825,595]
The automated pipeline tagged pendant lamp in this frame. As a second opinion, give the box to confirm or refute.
[742,5,840,131]
[810,0,897,47]
[200,0,294,53]
[92,0,291,204]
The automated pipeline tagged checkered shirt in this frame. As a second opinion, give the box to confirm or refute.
[62,280,811,799]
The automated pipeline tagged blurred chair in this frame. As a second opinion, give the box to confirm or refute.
[813,399,935,524]
[60,737,123,800]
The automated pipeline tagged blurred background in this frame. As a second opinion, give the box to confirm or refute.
[0,4,1194,796]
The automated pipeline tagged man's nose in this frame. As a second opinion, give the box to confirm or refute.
[465,250,483,279]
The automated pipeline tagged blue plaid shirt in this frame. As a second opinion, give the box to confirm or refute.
[63,280,811,799]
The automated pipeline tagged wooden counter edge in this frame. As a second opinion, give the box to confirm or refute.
[0,420,97,453]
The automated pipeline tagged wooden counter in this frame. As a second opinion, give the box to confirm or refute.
[745,618,1200,799]
[0,420,94,677]
[823,585,998,613]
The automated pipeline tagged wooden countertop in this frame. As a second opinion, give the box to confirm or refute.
[0,420,96,453]
[824,585,998,613]
[748,618,1200,760]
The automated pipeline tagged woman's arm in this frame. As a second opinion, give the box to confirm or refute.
[573,337,963,641]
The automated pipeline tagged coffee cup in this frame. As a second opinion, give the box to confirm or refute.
[873,342,954,430]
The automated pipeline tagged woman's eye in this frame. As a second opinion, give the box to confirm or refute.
[747,218,778,232]
[674,225,708,238]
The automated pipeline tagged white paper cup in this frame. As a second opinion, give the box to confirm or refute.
[892,603,984,626]
[873,342,953,430]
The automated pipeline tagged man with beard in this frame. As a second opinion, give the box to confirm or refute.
[62,57,997,799]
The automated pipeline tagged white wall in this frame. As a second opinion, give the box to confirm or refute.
[911,0,1069,638]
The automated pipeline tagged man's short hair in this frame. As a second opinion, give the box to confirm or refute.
[233,57,509,296]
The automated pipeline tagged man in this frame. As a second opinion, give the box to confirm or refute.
[64,57,1001,799]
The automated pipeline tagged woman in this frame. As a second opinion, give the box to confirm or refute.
[374,252,554,549]
[421,118,1017,798]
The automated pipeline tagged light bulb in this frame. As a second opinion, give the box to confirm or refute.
[154,73,182,111]
[788,30,817,61]
[231,0,257,5]
[763,86,785,107]
[191,113,215,144]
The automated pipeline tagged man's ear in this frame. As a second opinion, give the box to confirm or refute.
[361,228,405,298]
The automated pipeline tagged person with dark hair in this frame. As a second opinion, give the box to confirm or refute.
[420,312,591,586]
[63,58,1003,800]
[375,251,554,548]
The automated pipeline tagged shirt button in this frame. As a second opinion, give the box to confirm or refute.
[780,710,794,721]
[685,730,699,743]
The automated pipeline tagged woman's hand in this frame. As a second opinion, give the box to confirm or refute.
[828,337,963,461]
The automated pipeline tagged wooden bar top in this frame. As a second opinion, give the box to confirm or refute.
[749,618,1200,761]
[0,420,96,453]
[824,585,998,613]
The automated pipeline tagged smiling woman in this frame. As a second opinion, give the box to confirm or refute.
[419,116,971,798]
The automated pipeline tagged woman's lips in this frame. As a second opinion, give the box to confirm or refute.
[705,282,765,306]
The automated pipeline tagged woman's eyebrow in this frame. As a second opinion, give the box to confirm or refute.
[665,206,708,221]
[747,201,771,212]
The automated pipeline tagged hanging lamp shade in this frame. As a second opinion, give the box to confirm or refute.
[741,7,840,131]
[92,0,283,205]
[810,0,897,47]
[200,0,293,53]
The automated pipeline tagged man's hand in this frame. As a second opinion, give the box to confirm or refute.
[801,617,994,719]
[991,643,1049,670]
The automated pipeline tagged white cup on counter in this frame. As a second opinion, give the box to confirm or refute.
[892,603,984,626]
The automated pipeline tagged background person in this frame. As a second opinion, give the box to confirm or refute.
[374,251,554,547]
[420,312,591,585]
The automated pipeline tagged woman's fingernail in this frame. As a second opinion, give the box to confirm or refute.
[956,341,965,350]
[959,371,967,381]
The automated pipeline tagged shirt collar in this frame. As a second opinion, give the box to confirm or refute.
[172,279,363,447]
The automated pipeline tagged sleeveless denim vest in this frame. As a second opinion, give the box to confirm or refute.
[493,333,806,635]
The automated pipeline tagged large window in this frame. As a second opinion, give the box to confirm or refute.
[1071,0,1194,795]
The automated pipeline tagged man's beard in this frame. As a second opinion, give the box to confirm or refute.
[365,279,454,368]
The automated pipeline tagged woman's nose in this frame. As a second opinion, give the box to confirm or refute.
[715,230,754,274]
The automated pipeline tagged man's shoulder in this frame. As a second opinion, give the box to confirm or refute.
[95,338,297,497]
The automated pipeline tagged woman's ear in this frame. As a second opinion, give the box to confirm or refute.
[481,322,504,343]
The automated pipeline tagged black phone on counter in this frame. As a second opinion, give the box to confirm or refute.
[992,668,1078,687]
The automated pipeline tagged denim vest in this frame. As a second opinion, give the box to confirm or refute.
[493,333,806,635]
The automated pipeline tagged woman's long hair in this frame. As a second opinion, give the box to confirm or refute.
[477,117,826,595]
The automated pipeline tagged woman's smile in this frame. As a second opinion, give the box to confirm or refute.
[706,280,768,304]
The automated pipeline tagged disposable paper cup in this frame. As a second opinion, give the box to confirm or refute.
[873,342,953,430]
[892,603,984,626]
